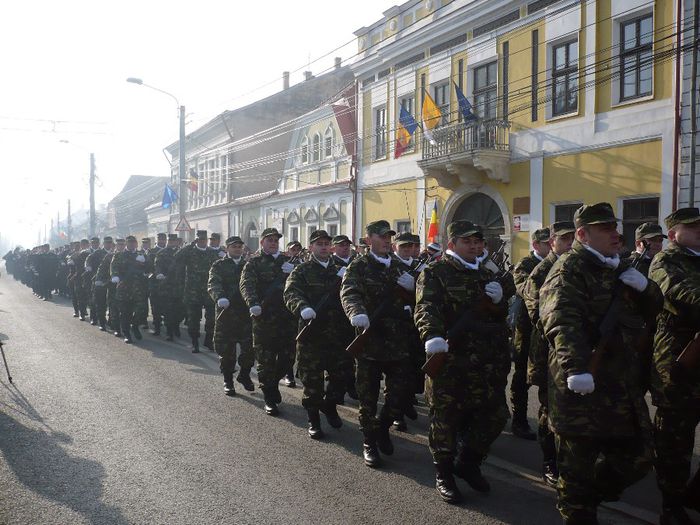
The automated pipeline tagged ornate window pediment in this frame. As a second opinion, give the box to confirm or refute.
[287,210,300,225]
[304,207,319,223]
[323,205,339,222]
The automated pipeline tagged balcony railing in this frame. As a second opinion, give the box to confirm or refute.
[421,119,510,161]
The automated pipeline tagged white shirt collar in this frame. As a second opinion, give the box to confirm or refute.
[446,249,479,270]
[533,251,544,262]
[583,244,620,269]
[370,251,391,268]
[335,255,350,264]
[263,250,280,259]
[195,245,207,252]
[312,254,329,268]
[394,254,413,266]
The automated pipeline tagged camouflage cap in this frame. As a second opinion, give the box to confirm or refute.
[573,202,619,227]
[167,234,179,241]
[531,228,551,242]
[90,236,100,243]
[427,242,442,252]
[309,230,332,244]
[210,232,221,240]
[141,237,151,243]
[366,220,396,236]
[665,207,700,229]
[115,238,126,244]
[125,235,137,242]
[103,236,113,243]
[286,240,302,248]
[196,230,208,240]
[157,233,167,239]
[635,222,666,240]
[550,221,576,236]
[225,236,244,246]
[447,220,483,239]
[332,234,352,245]
[260,227,282,239]
[80,238,89,244]
[394,231,416,246]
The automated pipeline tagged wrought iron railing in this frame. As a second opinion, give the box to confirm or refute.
[421,119,510,161]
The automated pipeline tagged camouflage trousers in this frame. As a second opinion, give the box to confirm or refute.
[76,280,90,316]
[214,307,254,376]
[68,279,80,314]
[107,285,120,331]
[425,353,509,463]
[554,430,653,523]
[653,404,700,505]
[186,297,215,340]
[163,294,184,332]
[510,324,531,419]
[297,337,353,411]
[252,314,296,401]
[92,284,108,325]
[537,386,556,464]
[356,356,412,434]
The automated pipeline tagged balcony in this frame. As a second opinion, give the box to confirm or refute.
[418,119,511,187]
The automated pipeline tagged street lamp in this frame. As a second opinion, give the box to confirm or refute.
[126,77,187,238]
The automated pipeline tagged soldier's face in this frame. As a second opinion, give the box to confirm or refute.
[533,240,551,258]
[310,239,331,260]
[578,223,621,257]
[80,242,89,250]
[141,242,150,251]
[261,236,279,254]
[369,233,392,256]
[288,245,302,257]
[127,240,138,251]
[227,243,243,257]
[637,236,664,257]
[669,222,700,251]
[448,236,482,263]
[104,241,114,251]
[394,243,414,259]
[116,243,126,252]
[550,233,574,256]
[210,240,220,248]
[91,241,99,250]
[333,242,351,258]
[196,238,208,248]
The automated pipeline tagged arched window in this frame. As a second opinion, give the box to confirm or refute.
[324,126,334,158]
[300,136,309,165]
[312,133,321,162]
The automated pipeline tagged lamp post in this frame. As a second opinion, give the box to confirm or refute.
[126,77,187,238]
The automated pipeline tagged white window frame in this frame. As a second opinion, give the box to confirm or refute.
[324,126,334,159]
[374,105,387,160]
[397,92,416,152]
[611,6,654,107]
[300,136,309,165]
[312,133,321,163]
[546,38,580,120]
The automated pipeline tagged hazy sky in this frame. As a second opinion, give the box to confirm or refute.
[0,0,396,248]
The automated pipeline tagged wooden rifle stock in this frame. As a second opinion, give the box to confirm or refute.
[676,331,700,371]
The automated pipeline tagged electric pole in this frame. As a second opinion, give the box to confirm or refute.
[89,152,96,237]
[179,105,187,240]
[67,199,72,243]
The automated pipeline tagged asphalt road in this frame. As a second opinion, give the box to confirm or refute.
[0,272,666,524]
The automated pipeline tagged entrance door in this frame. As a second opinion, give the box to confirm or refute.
[451,192,505,253]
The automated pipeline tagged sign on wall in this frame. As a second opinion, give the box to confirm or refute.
[513,214,530,232]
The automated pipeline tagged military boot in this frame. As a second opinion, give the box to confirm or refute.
[454,449,490,493]
[392,417,407,432]
[191,337,200,354]
[203,333,214,351]
[511,412,537,441]
[223,373,236,397]
[263,391,279,416]
[123,328,132,345]
[376,416,394,456]
[150,320,161,336]
[307,409,324,439]
[165,326,174,342]
[362,431,381,468]
[543,460,559,488]
[236,369,255,391]
[435,460,463,504]
[131,325,143,341]
[321,399,343,428]
[99,318,107,332]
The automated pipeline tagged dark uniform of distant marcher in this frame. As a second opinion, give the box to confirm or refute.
[539,203,663,525]
[84,237,106,325]
[111,235,148,344]
[92,237,115,331]
[340,220,415,468]
[284,230,350,439]
[175,230,219,353]
[102,238,126,335]
[209,233,226,258]
[133,237,152,329]
[648,207,700,525]
[281,239,304,388]
[37,244,59,300]
[628,222,666,277]
[240,227,297,415]
[154,234,183,341]
[522,221,575,487]
[75,239,93,320]
[510,227,551,441]
[146,233,168,335]
[66,240,85,318]
[207,236,256,396]
[414,220,511,504]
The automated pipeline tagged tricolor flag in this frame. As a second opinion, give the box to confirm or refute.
[394,105,419,159]
[422,91,442,146]
[454,82,478,122]
[188,168,198,192]
[162,184,178,209]
[427,201,439,243]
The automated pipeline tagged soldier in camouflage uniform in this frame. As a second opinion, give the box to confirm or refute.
[175,230,219,353]
[104,238,126,335]
[539,203,663,525]
[522,221,575,487]
[627,222,665,277]
[414,220,511,504]
[240,227,296,415]
[92,237,114,331]
[67,240,88,319]
[154,234,182,341]
[208,236,256,396]
[84,237,106,326]
[510,227,551,441]
[284,230,351,439]
[111,236,149,344]
[75,239,93,320]
[281,239,304,388]
[648,207,700,525]
[146,233,167,335]
[340,220,415,468]
[209,233,226,258]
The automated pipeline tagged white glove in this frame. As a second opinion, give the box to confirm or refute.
[300,307,316,321]
[217,298,230,309]
[135,255,146,263]
[94,280,104,287]
[350,314,370,329]
[336,267,347,278]
[281,261,295,274]
[567,373,595,395]
[483,259,500,274]
[111,276,120,284]
[425,337,449,356]
[249,305,262,317]
[397,272,415,292]
[618,267,648,292]
[68,260,75,266]
[484,281,503,304]
[218,250,226,258]
[156,273,166,280]
[85,266,92,272]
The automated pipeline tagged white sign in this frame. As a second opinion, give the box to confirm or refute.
[513,214,530,232]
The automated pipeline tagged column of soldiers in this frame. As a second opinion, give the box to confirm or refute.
[5,205,699,525]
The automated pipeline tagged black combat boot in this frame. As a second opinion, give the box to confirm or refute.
[131,325,142,341]
[362,431,381,468]
[151,320,161,336]
[511,413,537,441]
[307,409,324,439]
[321,399,343,428]
[191,337,200,354]
[435,460,464,504]
[223,373,236,397]
[99,318,107,332]
[454,449,490,493]
[174,325,181,338]
[376,416,394,456]
[165,326,174,342]
[263,391,279,416]
[543,461,559,488]
[236,369,255,392]
[393,417,407,432]
[203,333,214,351]
[123,328,132,345]
[282,372,296,388]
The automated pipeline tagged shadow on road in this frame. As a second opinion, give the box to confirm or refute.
[0,389,129,525]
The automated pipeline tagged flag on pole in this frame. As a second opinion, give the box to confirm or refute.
[162,184,178,209]
[427,201,439,243]
[422,91,442,145]
[454,81,478,122]
[188,168,198,192]
[394,105,419,159]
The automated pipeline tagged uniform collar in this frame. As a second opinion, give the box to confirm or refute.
[445,249,479,270]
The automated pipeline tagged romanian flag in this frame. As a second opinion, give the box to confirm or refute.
[427,201,439,243]
[188,168,198,192]
[422,90,442,146]
[394,105,419,159]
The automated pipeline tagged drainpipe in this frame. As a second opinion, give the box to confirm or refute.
[672,0,682,211]
[689,0,699,206]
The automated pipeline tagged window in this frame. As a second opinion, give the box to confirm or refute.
[374,106,387,160]
[312,133,321,162]
[324,127,334,158]
[554,203,582,223]
[622,197,659,248]
[619,15,653,101]
[399,93,415,149]
[474,62,497,120]
[432,82,450,126]
[532,30,539,122]
[301,136,309,164]
[290,227,299,242]
[328,224,338,237]
[552,40,578,116]
[395,220,411,234]
[307,225,318,240]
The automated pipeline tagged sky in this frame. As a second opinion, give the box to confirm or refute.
[0,0,397,249]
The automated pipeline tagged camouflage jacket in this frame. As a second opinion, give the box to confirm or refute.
[110,249,148,298]
[414,253,510,369]
[154,247,180,297]
[67,251,85,280]
[95,251,115,284]
[208,256,248,314]
[84,248,107,283]
[239,252,294,320]
[512,253,542,345]
[539,241,663,437]
[175,245,219,301]
[627,250,652,277]
[332,254,355,268]
[648,242,700,408]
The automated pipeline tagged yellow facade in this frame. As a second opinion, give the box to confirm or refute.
[361,179,418,233]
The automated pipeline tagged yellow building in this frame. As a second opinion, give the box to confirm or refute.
[352,0,675,260]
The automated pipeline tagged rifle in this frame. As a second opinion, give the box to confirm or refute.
[295,276,342,343]
[0,340,12,384]
[676,331,700,372]
[255,253,302,315]
[588,242,648,377]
